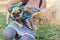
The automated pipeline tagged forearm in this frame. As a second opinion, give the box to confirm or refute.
[26,19,31,26]
[6,11,10,24]
[7,0,21,9]
[40,0,46,10]
[25,19,32,29]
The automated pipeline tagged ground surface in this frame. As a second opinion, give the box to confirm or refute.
[0,13,6,40]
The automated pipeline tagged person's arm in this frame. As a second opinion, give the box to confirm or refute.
[40,0,46,10]
[6,10,10,26]
[6,0,21,26]
[25,19,33,30]
[7,0,21,9]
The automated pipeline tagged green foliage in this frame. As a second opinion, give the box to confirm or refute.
[0,13,6,40]
[36,23,60,40]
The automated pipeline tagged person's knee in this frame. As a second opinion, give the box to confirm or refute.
[20,34,34,40]
[3,30,12,39]
[3,27,17,40]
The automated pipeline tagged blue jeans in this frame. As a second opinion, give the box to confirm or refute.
[3,26,35,40]
[3,16,35,40]
[3,5,40,40]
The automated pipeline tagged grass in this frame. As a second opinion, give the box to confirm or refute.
[36,23,60,40]
[0,13,6,40]
[0,12,60,40]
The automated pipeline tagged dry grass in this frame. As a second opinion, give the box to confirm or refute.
[32,0,60,29]
[46,0,56,7]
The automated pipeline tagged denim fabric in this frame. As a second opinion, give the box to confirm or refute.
[28,5,40,12]
[3,26,35,40]
[7,22,36,38]
[3,27,17,40]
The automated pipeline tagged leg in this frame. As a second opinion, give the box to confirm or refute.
[19,34,34,40]
[3,27,17,40]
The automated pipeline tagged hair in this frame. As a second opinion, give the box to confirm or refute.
[22,0,29,5]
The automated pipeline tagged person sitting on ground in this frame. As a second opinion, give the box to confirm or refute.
[3,0,46,40]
